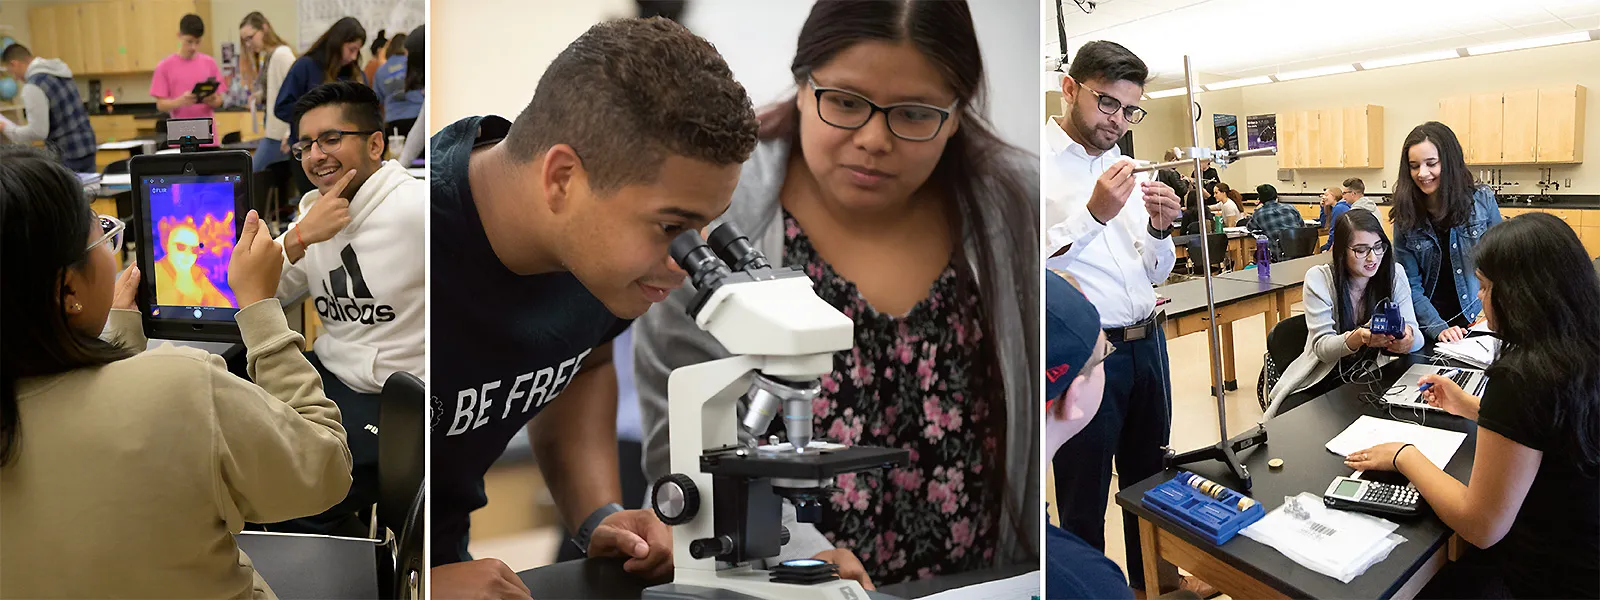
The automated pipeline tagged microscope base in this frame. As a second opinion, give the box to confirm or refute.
[644,566,898,600]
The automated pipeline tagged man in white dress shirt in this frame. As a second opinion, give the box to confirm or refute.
[1045,41,1214,597]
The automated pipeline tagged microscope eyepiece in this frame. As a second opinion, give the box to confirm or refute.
[670,230,732,292]
[707,223,770,272]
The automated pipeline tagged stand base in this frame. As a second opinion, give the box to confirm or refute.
[646,566,893,600]
[1163,424,1267,491]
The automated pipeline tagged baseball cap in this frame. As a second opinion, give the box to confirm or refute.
[1046,270,1103,400]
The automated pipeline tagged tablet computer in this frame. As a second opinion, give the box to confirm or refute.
[191,78,219,99]
[130,151,253,342]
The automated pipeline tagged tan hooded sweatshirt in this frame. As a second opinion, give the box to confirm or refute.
[0,300,352,598]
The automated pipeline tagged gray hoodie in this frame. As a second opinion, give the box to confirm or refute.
[3,57,76,144]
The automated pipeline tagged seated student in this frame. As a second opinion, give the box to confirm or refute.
[1208,182,1242,227]
[266,81,425,536]
[372,33,420,138]
[1346,213,1600,600]
[636,1,1038,589]
[1045,271,1134,600]
[0,44,97,173]
[396,25,426,165]
[152,14,227,123]
[1247,184,1300,237]
[1318,185,1349,251]
[1343,177,1379,214]
[0,146,351,598]
[1266,210,1421,417]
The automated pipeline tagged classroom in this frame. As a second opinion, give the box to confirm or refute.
[1044,0,1600,598]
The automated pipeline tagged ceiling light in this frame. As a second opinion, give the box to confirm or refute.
[1466,31,1593,56]
[1358,49,1460,70]
[1275,64,1357,81]
[1147,88,1191,99]
[1203,76,1272,91]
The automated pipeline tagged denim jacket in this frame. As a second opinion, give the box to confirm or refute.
[1393,185,1502,340]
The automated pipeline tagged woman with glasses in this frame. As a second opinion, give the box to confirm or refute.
[0,146,352,597]
[636,0,1037,588]
[153,222,235,308]
[1266,209,1422,417]
[1390,121,1503,344]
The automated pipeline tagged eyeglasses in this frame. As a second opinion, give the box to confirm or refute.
[1045,338,1117,412]
[1079,84,1147,125]
[1350,242,1388,259]
[291,129,379,160]
[88,214,126,254]
[807,76,957,142]
[171,240,199,254]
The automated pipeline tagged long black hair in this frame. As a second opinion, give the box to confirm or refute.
[306,17,367,84]
[761,0,1036,561]
[1475,213,1600,473]
[0,146,137,466]
[1391,122,1479,232]
[1329,210,1396,332]
[403,25,425,92]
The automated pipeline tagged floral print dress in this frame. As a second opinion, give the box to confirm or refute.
[782,212,1002,585]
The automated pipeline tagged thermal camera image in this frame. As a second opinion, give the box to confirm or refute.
[149,180,237,309]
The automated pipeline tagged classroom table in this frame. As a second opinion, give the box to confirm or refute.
[1115,354,1477,599]
[235,531,382,599]
[1157,276,1282,392]
[1172,231,1256,269]
[1217,254,1326,325]
[514,558,1032,599]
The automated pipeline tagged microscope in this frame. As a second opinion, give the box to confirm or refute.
[642,225,910,600]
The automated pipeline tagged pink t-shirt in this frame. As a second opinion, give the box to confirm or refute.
[150,53,227,120]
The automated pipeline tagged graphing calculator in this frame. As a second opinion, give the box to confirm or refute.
[1322,476,1421,517]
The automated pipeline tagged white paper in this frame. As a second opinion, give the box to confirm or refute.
[1242,493,1405,583]
[98,140,154,151]
[919,572,1039,600]
[1434,336,1499,368]
[1325,415,1467,469]
[100,173,132,187]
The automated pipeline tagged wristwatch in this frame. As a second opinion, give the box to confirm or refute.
[1148,223,1173,239]
[572,502,624,554]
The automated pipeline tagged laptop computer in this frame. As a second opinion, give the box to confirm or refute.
[1382,363,1488,411]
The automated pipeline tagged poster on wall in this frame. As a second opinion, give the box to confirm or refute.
[1214,114,1238,152]
[1246,114,1277,151]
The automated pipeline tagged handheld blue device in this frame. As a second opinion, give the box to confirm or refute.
[1370,300,1405,337]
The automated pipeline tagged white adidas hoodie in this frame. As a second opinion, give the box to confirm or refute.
[277,160,426,393]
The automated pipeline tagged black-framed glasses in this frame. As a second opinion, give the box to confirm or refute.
[88,214,126,254]
[1080,84,1147,124]
[1350,242,1388,259]
[291,129,379,160]
[807,76,957,142]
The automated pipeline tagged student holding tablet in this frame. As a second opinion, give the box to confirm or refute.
[0,146,351,598]
[266,81,426,535]
[1345,213,1600,599]
[151,14,227,121]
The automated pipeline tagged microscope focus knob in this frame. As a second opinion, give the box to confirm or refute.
[690,535,733,560]
[651,474,699,526]
[780,526,791,546]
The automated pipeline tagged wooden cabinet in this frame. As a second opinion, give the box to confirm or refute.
[1439,85,1586,165]
[1317,109,1342,168]
[1536,85,1587,163]
[25,1,210,76]
[1277,111,1299,169]
[1470,93,1504,164]
[1275,105,1383,169]
[1294,111,1312,168]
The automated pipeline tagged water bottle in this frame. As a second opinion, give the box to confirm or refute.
[1255,235,1271,280]
[1211,214,1224,234]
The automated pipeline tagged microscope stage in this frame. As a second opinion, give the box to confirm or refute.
[700,445,909,480]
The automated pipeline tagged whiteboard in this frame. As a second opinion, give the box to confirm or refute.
[298,0,426,54]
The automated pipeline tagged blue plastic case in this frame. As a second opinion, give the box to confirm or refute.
[1141,471,1266,545]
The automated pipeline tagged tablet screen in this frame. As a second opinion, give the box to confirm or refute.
[143,174,242,322]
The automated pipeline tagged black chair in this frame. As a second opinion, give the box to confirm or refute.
[221,131,243,145]
[1257,314,1308,412]
[102,158,131,175]
[252,160,294,231]
[1184,233,1230,276]
[379,372,426,599]
[1593,256,1599,273]
[1269,227,1320,260]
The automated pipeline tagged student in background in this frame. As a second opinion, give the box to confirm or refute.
[1389,122,1502,343]
[1318,185,1349,251]
[266,81,426,536]
[1343,177,1379,213]
[373,32,421,138]
[1044,271,1133,600]
[0,44,97,173]
[1266,210,1420,417]
[151,15,227,123]
[1346,213,1599,599]
[1209,182,1242,227]
[397,25,426,165]
[638,1,1038,588]
[1247,184,1300,236]
[275,17,368,148]
[363,30,387,87]
[1041,40,1202,597]
[239,12,296,170]
[428,18,756,598]
[0,145,351,598]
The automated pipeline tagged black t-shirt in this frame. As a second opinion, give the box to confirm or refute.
[428,115,629,565]
[1476,376,1600,599]
[1430,221,1466,329]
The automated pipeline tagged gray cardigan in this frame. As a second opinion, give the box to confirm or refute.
[1265,263,1423,417]
[633,139,1040,568]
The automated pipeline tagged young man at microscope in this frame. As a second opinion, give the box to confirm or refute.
[427,18,767,598]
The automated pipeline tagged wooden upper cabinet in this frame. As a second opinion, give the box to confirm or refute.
[1501,89,1539,164]
[80,4,107,75]
[1277,112,1297,169]
[1318,108,1343,168]
[100,2,133,73]
[1469,93,1504,164]
[26,6,60,68]
[1439,95,1473,160]
[1301,110,1318,168]
[1536,85,1587,163]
